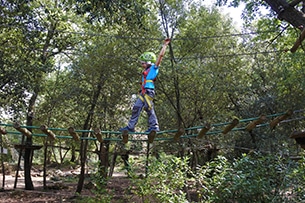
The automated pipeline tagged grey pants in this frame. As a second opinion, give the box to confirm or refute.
[127,89,159,130]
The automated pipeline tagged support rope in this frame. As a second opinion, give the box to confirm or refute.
[0,110,303,142]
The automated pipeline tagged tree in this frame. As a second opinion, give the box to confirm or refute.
[1,0,85,190]
[216,0,305,52]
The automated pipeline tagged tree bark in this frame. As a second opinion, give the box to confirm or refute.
[24,137,34,190]
[76,74,104,194]
[264,0,305,28]
[99,141,109,179]
[24,92,38,190]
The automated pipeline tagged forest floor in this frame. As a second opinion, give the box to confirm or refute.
[0,166,135,203]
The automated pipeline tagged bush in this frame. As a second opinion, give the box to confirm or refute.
[194,153,305,203]
[128,153,190,203]
[86,153,305,202]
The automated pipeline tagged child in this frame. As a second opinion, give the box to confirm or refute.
[120,38,171,133]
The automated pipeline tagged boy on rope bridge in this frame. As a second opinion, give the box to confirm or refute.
[120,38,171,134]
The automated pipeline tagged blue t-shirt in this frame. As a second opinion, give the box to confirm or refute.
[142,64,159,89]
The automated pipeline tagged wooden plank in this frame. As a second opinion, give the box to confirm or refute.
[13,122,32,138]
[40,125,56,140]
[94,128,103,143]
[290,130,305,139]
[197,123,211,139]
[222,118,239,134]
[174,128,185,141]
[270,110,293,129]
[68,127,80,141]
[245,115,266,131]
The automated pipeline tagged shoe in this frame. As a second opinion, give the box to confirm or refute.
[145,127,160,133]
[119,126,135,132]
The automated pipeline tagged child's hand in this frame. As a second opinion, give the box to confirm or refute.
[164,38,171,45]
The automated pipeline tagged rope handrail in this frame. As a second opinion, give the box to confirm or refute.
[0,110,302,142]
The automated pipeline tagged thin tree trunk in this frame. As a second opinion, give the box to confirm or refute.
[76,74,104,194]
[0,133,5,189]
[24,92,38,190]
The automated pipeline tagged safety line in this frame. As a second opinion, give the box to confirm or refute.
[1,24,279,39]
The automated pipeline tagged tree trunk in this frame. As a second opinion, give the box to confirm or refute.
[43,139,48,189]
[76,134,89,193]
[70,145,76,162]
[264,0,305,28]
[0,133,5,189]
[76,74,104,194]
[99,141,109,179]
[24,92,38,190]
[24,137,34,190]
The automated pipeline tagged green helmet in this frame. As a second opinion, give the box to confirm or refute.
[139,52,156,63]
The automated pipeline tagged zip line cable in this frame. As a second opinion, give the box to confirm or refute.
[2,25,289,59]
[1,24,279,39]
[3,44,287,62]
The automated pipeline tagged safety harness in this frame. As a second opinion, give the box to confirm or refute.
[138,94,154,110]
[139,67,156,110]
[141,67,156,94]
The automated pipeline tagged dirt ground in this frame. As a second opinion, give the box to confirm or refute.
[0,171,132,203]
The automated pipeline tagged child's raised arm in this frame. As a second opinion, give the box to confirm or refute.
[155,38,171,67]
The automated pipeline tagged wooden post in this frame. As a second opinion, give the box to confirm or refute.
[270,110,293,130]
[0,129,5,189]
[99,142,109,178]
[197,123,211,139]
[40,125,55,189]
[13,122,32,138]
[109,144,119,177]
[14,134,25,189]
[13,144,42,190]
[94,128,103,143]
[13,122,34,189]
[222,118,239,134]
[245,115,266,131]
[68,127,80,141]
[43,136,48,189]
[145,142,150,176]
[40,125,56,141]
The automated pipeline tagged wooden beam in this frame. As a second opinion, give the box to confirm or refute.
[222,118,239,134]
[94,128,103,143]
[290,130,305,139]
[40,125,56,141]
[174,128,185,141]
[13,122,32,138]
[197,123,211,139]
[245,115,266,131]
[270,110,293,129]
[290,131,305,149]
[68,127,80,141]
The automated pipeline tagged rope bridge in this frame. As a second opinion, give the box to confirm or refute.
[0,109,303,143]
[1,109,305,190]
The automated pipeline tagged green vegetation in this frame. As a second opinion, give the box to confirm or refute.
[1,0,305,202]
[85,153,305,202]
